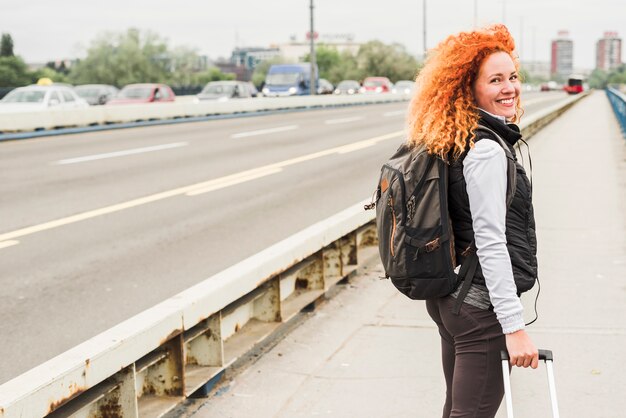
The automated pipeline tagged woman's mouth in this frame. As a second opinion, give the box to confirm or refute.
[497,97,515,106]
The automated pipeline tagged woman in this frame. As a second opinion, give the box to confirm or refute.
[407,25,539,417]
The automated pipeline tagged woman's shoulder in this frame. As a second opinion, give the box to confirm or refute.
[466,138,504,161]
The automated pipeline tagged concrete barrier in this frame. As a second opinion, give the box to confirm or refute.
[0,94,410,135]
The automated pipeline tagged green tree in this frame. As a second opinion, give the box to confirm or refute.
[355,41,420,83]
[607,64,626,86]
[31,66,69,84]
[251,57,289,87]
[588,68,608,89]
[0,33,14,57]
[303,44,341,81]
[68,28,169,86]
[325,50,364,85]
[190,67,236,86]
[0,56,31,87]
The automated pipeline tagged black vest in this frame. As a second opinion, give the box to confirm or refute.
[448,111,538,293]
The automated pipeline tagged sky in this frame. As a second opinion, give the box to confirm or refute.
[1,0,623,71]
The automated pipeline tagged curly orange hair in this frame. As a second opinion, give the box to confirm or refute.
[407,24,522,160]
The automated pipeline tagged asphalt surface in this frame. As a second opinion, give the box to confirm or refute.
[0,91,570,383]
[186,91,626,418]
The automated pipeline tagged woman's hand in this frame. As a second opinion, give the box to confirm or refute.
[505,329,538,368]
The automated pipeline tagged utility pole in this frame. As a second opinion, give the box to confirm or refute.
[519,16,526,59]
[309,0,317,96]
[474,0,478,28]
[423,0,427,56]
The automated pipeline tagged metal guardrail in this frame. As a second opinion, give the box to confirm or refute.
[0,93,409,134]
[606,87,626,138]
[0,200,379,418]
[0,91,590,417]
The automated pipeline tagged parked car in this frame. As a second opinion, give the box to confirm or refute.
[392,80,416,95]
[107,83,175,105]
[195,81,255,102]
[317,78,334,95]
[360,77,393,94]
[262,63,317,96]
[246,82,259,97]
[334,80,361,95]
[0,84,88,112]
[75,84,119,105]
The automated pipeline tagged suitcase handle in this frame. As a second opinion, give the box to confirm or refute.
[500,349,553,362]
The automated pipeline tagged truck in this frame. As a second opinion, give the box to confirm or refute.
[262,63,317,97]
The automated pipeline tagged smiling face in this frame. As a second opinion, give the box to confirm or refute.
[473,51,521,119]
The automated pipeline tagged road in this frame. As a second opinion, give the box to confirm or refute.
[0,91,569,383]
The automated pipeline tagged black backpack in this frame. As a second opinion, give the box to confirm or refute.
[365,126,517,307]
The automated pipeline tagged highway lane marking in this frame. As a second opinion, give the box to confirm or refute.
[231,125,299,138]
[383,111,406,117]
[324,116,364,125]
[0,130,403,243]
[0,240,19,249]
[186,167,283,196]
[55,142,188,165]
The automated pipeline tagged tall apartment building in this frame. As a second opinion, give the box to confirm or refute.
[596,32,622,71]
[551,30,573,79]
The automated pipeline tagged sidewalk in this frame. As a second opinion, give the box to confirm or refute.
[190,91,626,418]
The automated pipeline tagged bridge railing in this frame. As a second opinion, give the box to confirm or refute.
[606,87,626,138]
[0,92,589,417]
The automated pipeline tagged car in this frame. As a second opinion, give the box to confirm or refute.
[0,84,89,112]
[392,80,416,95]
[262,63,316,96]
[107,83,175,105]
[195,81,255,102]
[316,78,334,95]
[360,77,393,94]
[333,80,361,95]
[75,84,119,105]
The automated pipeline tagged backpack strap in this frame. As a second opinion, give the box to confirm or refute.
[475,125,518,208]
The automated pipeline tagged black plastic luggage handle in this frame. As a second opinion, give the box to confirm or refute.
[501,349,553,362]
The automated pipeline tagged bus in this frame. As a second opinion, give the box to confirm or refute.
[564,74,584,94]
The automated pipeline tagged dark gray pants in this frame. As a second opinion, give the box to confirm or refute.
[426,296,509,418]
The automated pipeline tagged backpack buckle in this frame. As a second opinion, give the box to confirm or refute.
[425,238,440,253]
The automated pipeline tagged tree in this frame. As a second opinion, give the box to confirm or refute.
[588,68,608,89]
[251,57,289,87]
[68,28,169,86]
[303,44,342,81]
[0,33,14,57]
[355,41,421,82]
[0,56,31,87]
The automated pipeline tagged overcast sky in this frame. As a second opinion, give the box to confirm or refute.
[2,0,623,70]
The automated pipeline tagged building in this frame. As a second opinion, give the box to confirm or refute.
[551,31,573,79]
[596,32,622,71]
[230,47,281,71]
[276,33,361,63]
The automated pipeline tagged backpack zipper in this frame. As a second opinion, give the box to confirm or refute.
[388,195,397,257]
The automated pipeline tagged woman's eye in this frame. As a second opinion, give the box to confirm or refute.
[510,75,518,80]
[491,78,500,83]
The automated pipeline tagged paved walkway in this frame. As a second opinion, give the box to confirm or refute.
[190,91,626,418]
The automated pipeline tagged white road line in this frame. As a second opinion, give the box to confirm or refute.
[0,130,403,243]
[186,167,283,196]
[56,142,188,165]
[231,125,299,139]
[383,111,406,117]
[324,116,364,125]
[0,240,19,249]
